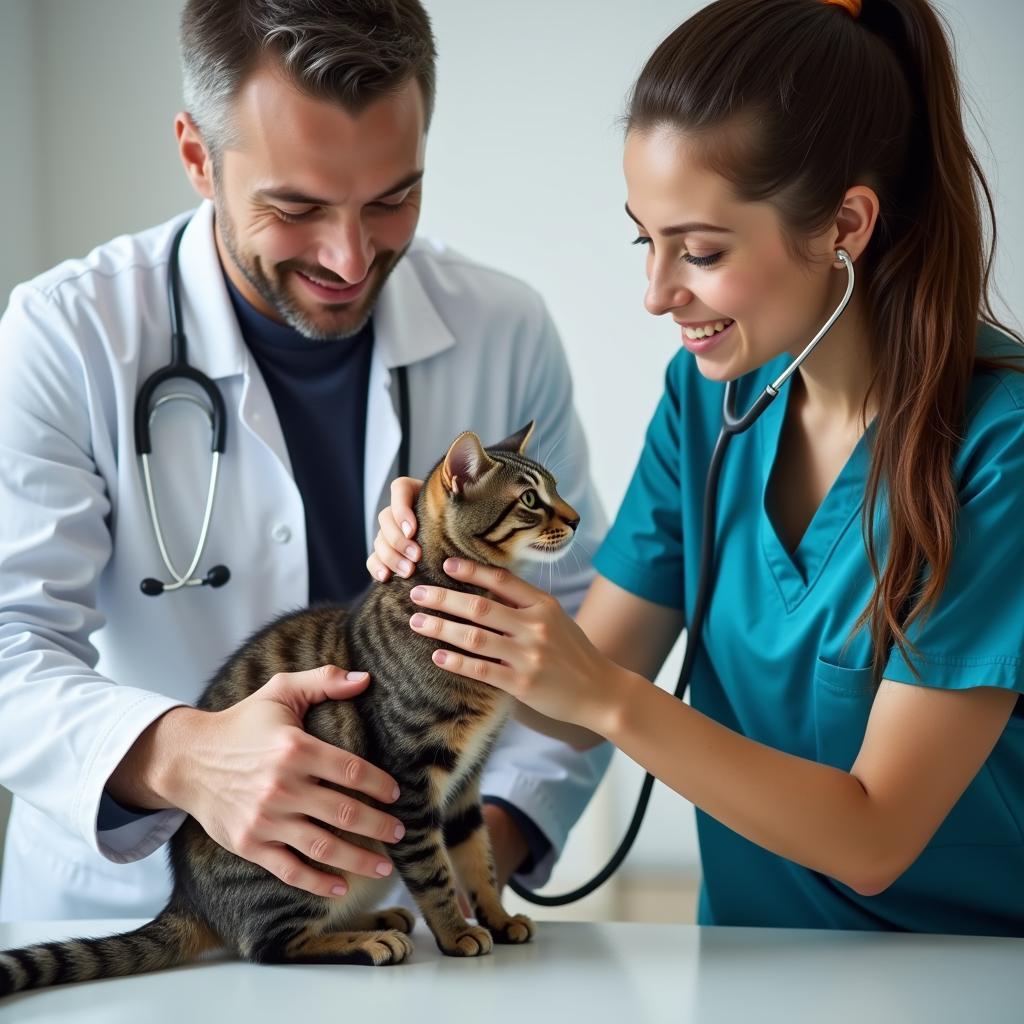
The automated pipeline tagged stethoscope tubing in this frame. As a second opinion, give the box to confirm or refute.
[136,219,411,595]
[511,250,856,905]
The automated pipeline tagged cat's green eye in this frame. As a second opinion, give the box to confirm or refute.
[521,489,538,509]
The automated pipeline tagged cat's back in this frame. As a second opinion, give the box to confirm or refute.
[198,603,352,711]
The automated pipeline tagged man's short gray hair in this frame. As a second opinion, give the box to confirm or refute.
[180,0,437,155]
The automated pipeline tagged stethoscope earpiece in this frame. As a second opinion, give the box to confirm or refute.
[511,234,858,909]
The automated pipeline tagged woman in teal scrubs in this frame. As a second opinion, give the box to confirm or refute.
[372,0,1024,935]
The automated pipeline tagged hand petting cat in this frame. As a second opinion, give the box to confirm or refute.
[370,479,623,752]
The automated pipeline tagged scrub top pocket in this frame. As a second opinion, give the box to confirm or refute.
[813,657,1022,848]
[812,657,874,772]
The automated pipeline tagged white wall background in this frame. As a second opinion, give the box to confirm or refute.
[1,0,1022,910]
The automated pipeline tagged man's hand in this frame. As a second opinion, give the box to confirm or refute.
[107,665,406,900]
[366,476,423,581]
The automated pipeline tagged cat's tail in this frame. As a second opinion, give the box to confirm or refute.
[0,904,219,997]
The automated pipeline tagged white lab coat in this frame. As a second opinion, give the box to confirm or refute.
[0,201,611,921]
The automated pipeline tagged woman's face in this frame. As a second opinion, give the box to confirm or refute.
[623,126,839,382]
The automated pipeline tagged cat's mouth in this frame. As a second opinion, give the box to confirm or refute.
[525,534,575,560]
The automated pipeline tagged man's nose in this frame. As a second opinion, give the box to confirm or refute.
[317,218,375,284]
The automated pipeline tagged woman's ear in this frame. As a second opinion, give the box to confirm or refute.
[832,185,880,264]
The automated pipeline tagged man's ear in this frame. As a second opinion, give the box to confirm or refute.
[490,420,535,455]
[175,112,215,201]
[442,432,499,495]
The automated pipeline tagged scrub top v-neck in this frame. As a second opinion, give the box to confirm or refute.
[593,322,1024,936]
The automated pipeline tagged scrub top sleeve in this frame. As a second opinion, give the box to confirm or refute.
[883,403,1024,694]
[593,354,685,611]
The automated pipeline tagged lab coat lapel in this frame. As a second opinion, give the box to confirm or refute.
[363,247,455,550]
[176,200,295,481]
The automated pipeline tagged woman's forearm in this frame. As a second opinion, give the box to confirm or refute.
[599,672,898,895]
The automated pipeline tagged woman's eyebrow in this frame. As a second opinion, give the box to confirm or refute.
[624,203,733,235]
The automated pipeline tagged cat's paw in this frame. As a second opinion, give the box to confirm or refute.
[368,907,417,934]
[364,930,414,965]
[485,912,535,944]
[438,924,493,957]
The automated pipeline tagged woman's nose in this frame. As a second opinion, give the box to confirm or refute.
[644,262,694,317]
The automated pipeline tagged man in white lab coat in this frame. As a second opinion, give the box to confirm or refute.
[0,0,608,921]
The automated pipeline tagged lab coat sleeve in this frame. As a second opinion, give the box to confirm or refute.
[478,298,614,888]
[0,283,188,863]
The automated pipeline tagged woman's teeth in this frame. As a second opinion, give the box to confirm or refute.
[683,319,733,340]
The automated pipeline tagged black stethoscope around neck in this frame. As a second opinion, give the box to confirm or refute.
[136,219,411,596]
[511,248,856,907]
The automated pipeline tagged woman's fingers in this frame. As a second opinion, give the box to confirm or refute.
[442,558,542,609]
[410,611,515,665]
[430,648,515,691]
[409,585,517,633]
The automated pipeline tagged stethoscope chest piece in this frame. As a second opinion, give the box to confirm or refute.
[136,220,230,596]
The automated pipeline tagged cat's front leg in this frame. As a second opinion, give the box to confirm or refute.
[391,819,493,957]
[443,788,535,944]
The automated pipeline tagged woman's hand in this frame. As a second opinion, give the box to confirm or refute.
[408,558,633,737]
[366,477,424,582]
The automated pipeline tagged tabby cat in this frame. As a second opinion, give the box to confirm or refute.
[0,421,581,996]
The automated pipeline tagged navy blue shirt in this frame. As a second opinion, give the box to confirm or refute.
[224,274,373,606]
[101,272,551,873]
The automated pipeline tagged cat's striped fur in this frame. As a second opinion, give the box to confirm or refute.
[0,422,580,996]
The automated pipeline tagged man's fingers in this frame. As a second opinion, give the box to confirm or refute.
[378,504,420,563]
[286,821,395,881]
[307,789,406,845]
[373,530,415,579]
[263,665,371,716]
[306,740,401,805]
[260,846,351,900]
[389,477,423,540]
[366,552,393,583]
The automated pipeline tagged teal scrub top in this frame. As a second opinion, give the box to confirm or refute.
[593,322,1024,936]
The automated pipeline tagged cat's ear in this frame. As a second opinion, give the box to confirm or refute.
[442,432,498,495]
[490,420,535,456]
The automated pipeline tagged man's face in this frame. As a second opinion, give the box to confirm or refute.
[208,66,426,340]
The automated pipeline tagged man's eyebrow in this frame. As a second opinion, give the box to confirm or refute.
[255,170,425,207]
[624,203,732,236]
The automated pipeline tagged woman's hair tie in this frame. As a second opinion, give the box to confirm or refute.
[822,0,862,17]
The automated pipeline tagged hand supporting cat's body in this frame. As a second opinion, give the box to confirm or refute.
[1,422,579,994]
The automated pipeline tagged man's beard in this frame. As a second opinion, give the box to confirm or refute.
[214,194,407,341]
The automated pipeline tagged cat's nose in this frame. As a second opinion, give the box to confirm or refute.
[565,515,580,532]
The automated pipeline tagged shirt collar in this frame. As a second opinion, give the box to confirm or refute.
[175,200,455,379]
